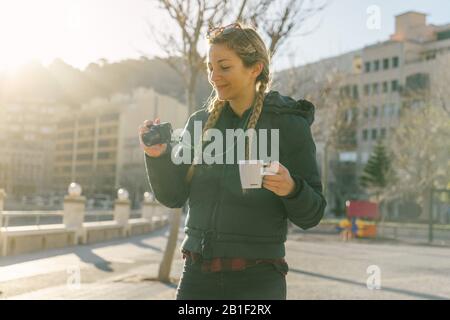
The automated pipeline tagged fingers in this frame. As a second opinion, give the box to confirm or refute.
[262,181,279,193]
[263,174,284,182]
[138,125,148,134]
[276,162,288,174]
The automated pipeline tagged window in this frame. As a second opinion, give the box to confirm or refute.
[77,141,93,149]
[364,108,370,119]
[78,117,95,125]
[58,121,75,129]
[352,85,359,99]
[383,58,389,70]
[77,153,93,161]
[405,73,430,91]
[383,104,390,117]
[380,128,386,139]
[392,56,399,68]
[372,83,379,95]
[78,129,95,138]
[382,81,388,93]
[372,106,378,118]
[365,62,371,73]
[99,126,117,136]
[100,113,119,122]
[98,139,112,147]
[437,30,450,41]
[371,129,377,140]
[392,104,399,117]
[363,129,368,141]
[364,84,370,96]
[58,132,73,139]
[391,80,399,92]
[76,165,91,172]
[97,152,113,160]
[374,60,380,71]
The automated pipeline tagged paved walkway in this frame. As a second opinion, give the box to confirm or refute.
[1,227,450,300]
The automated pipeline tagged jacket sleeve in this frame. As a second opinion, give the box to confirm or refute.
[280,115,327,230]
[144,113,197,208]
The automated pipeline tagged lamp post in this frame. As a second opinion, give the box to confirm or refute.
[63,182,86,244]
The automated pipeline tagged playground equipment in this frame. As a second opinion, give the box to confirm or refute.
[337,200,379,240]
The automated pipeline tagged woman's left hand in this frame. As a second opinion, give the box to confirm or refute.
[262,162,296,197]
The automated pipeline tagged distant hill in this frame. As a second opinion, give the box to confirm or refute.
[0,57,213,109]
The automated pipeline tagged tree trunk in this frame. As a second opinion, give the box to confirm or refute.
[158,84,195,282]
[419,187,433,222]
[158,207,182,282]
[322,143,329,202]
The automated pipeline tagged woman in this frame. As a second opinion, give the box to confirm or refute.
[139,22,326,300]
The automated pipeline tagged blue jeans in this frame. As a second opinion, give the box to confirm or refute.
[176,256,287,300]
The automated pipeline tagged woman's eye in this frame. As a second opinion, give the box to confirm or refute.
[207,66,229,72]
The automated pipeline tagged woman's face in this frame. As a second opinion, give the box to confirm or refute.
[207,43,261,101]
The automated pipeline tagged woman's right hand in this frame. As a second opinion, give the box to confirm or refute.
[138,118,168,158]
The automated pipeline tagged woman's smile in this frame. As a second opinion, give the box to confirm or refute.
[216,84,229,90]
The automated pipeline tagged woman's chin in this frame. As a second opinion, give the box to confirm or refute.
[216,91,228,100]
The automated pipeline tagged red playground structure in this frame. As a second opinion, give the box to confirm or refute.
[337,200,380,240]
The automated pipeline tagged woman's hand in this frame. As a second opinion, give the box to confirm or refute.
[262,162,296,197]
[138,118,168,158]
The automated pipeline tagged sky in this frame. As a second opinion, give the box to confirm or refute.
[0,0,449,73]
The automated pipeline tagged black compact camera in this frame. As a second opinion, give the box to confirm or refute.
[142,122,173,147]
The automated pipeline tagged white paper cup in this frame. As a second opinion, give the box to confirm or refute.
[238,160,264,189]
[261,161,279,176]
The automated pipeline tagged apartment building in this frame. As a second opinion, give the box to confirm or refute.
[0,98,70,197]
[273,11,450,212]
[52,88,188,200]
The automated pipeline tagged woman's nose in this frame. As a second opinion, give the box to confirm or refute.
[209,70,222,83]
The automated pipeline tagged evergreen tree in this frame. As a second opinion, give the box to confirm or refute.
[360,140,391,200]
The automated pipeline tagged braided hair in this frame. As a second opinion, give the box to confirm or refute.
[186,22,272,183]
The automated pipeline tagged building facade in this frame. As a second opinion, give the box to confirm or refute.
[274,11,450,215]
[52,88,188,203]
[0,98,70,198]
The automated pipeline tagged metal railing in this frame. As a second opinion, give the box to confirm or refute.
[0,209,145,227]
[0,211,63,228]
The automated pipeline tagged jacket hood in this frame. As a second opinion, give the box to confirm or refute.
[263,90,315,126]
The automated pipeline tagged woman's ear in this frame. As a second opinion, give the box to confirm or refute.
[252,62,263,78]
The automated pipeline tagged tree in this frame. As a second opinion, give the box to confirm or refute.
[384,50,450,221]
[146,0,328,115]
[360,140,393,221]
[386,103,450,221]
[296,70,359,213]
[144,0,329,282]
[360,140,391,202]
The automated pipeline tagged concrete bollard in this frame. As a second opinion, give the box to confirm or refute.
[63,183,86,244]
[0,188,6,228]
[0,188,5,212]
[114,189,130,236]
[142,192,156,229]
[153,203,168,228]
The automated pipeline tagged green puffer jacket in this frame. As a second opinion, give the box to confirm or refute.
[145,90,327,259]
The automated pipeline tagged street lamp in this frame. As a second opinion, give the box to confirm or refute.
[117,188,129,201]
[143,192,154,202]
[68,182,82,197]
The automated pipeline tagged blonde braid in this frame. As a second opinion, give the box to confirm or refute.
[245,81,268,159]
[185,98,226,183]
